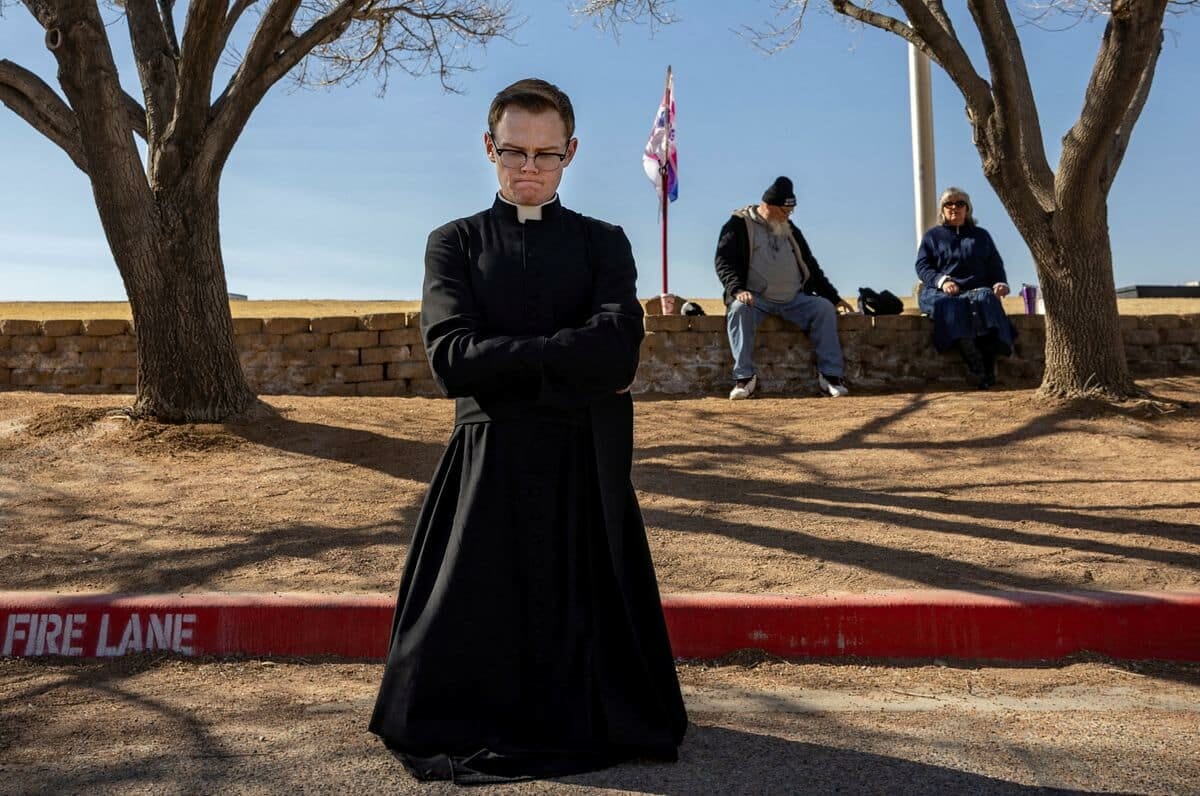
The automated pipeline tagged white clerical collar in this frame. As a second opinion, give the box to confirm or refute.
[497,192,557,223]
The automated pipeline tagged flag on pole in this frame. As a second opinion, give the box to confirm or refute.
[643,70,677,202]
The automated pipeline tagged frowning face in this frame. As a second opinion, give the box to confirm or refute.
[485,107,577,206]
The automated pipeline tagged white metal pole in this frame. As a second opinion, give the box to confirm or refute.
[909,44,937,246]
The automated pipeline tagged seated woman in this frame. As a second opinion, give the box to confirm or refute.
[915,187,1017,388]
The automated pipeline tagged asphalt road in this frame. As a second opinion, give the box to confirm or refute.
[2,657,1198,795]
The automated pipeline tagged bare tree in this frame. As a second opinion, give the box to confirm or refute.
[580,0,1191,401]
[1,0,514,421]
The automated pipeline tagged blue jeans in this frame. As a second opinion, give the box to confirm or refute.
[727,292,844,380]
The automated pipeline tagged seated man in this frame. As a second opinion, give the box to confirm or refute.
[714,176,852,399]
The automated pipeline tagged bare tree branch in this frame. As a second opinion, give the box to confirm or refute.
[203,0,515,179]
[734,0,812,55]
[165,0,232,174]
[0,59,78,135]
[294,0,516,92]
[125,0,179,151]
[235,0,303,91]
[123,90,150,140]
[19,0,54,28]
[572,0,676,36]
[219,0,259,54]
[1058,0,1170,202]
[925,0,957,36]
[38,0,156,238]
[15,0,151,146]
[203,0,348,178]
[893,1,985,101]
[0,59,89,173]
[815,2,1046,222]
[967,1,1054,206]
[158,0,181,57]
[267,0,367,87]
[831,0,915,40]
[1100,26,1164,193]
[837,1,992,112]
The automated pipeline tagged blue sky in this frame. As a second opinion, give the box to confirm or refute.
[2,3,1198,302]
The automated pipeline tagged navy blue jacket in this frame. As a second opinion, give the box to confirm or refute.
[915,223,1008,292]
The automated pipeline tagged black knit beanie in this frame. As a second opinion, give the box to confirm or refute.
[762,176,796,207]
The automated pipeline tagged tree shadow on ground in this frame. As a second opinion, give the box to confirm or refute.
[639,475,1199,592]
[638,388,1198,459]
[639,470,1200,570]
[561,723,1110,795]
[225,408,445,485]
[41,517,404,593]
[0,479,414,592]
[0,668,1132,796]
[0,399,452,592]
[634,391,1200,591]
[0,658,232,790]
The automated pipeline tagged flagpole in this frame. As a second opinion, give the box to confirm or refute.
[660,65,672,306]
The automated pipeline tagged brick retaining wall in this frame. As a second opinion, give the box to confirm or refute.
[1,313,1197,397]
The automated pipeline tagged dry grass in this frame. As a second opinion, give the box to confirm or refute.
[1,297,1198,321]
[0,300,421,321]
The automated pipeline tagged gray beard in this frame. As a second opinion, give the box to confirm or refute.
[766,219,791,237]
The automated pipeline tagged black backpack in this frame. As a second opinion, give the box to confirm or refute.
[857,287,904,316]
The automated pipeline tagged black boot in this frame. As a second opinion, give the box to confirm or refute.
[977,335,997,389]
[957,338,988,388]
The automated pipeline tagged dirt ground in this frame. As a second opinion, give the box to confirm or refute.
[2,656,1198,794]
[3,380,1200,794]
[1,377,1198,596]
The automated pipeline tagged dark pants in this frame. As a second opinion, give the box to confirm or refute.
[918,286,1016,354]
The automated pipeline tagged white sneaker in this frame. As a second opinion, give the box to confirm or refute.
[729,374,757,400]
[818,373,849,398]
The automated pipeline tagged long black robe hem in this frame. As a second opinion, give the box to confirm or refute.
[387,743,679,785]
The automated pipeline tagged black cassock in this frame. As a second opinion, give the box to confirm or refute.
[370,197,687,783]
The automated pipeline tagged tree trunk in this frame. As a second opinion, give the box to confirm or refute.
[36,1,254,423]
[1031,213,1137,401]
[116,189,255,422]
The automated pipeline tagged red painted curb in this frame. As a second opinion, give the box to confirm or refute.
[2,590,1198,662]
[662,591,1200,661]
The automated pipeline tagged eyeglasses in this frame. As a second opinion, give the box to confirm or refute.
[943,200,968,209]
[488,133,570,171]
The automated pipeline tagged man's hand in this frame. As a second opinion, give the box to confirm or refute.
[993,283,1010,298]
[734,290,754,306]
[942,281,961,296]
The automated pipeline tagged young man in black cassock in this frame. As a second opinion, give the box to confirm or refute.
[369,78,687,783]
